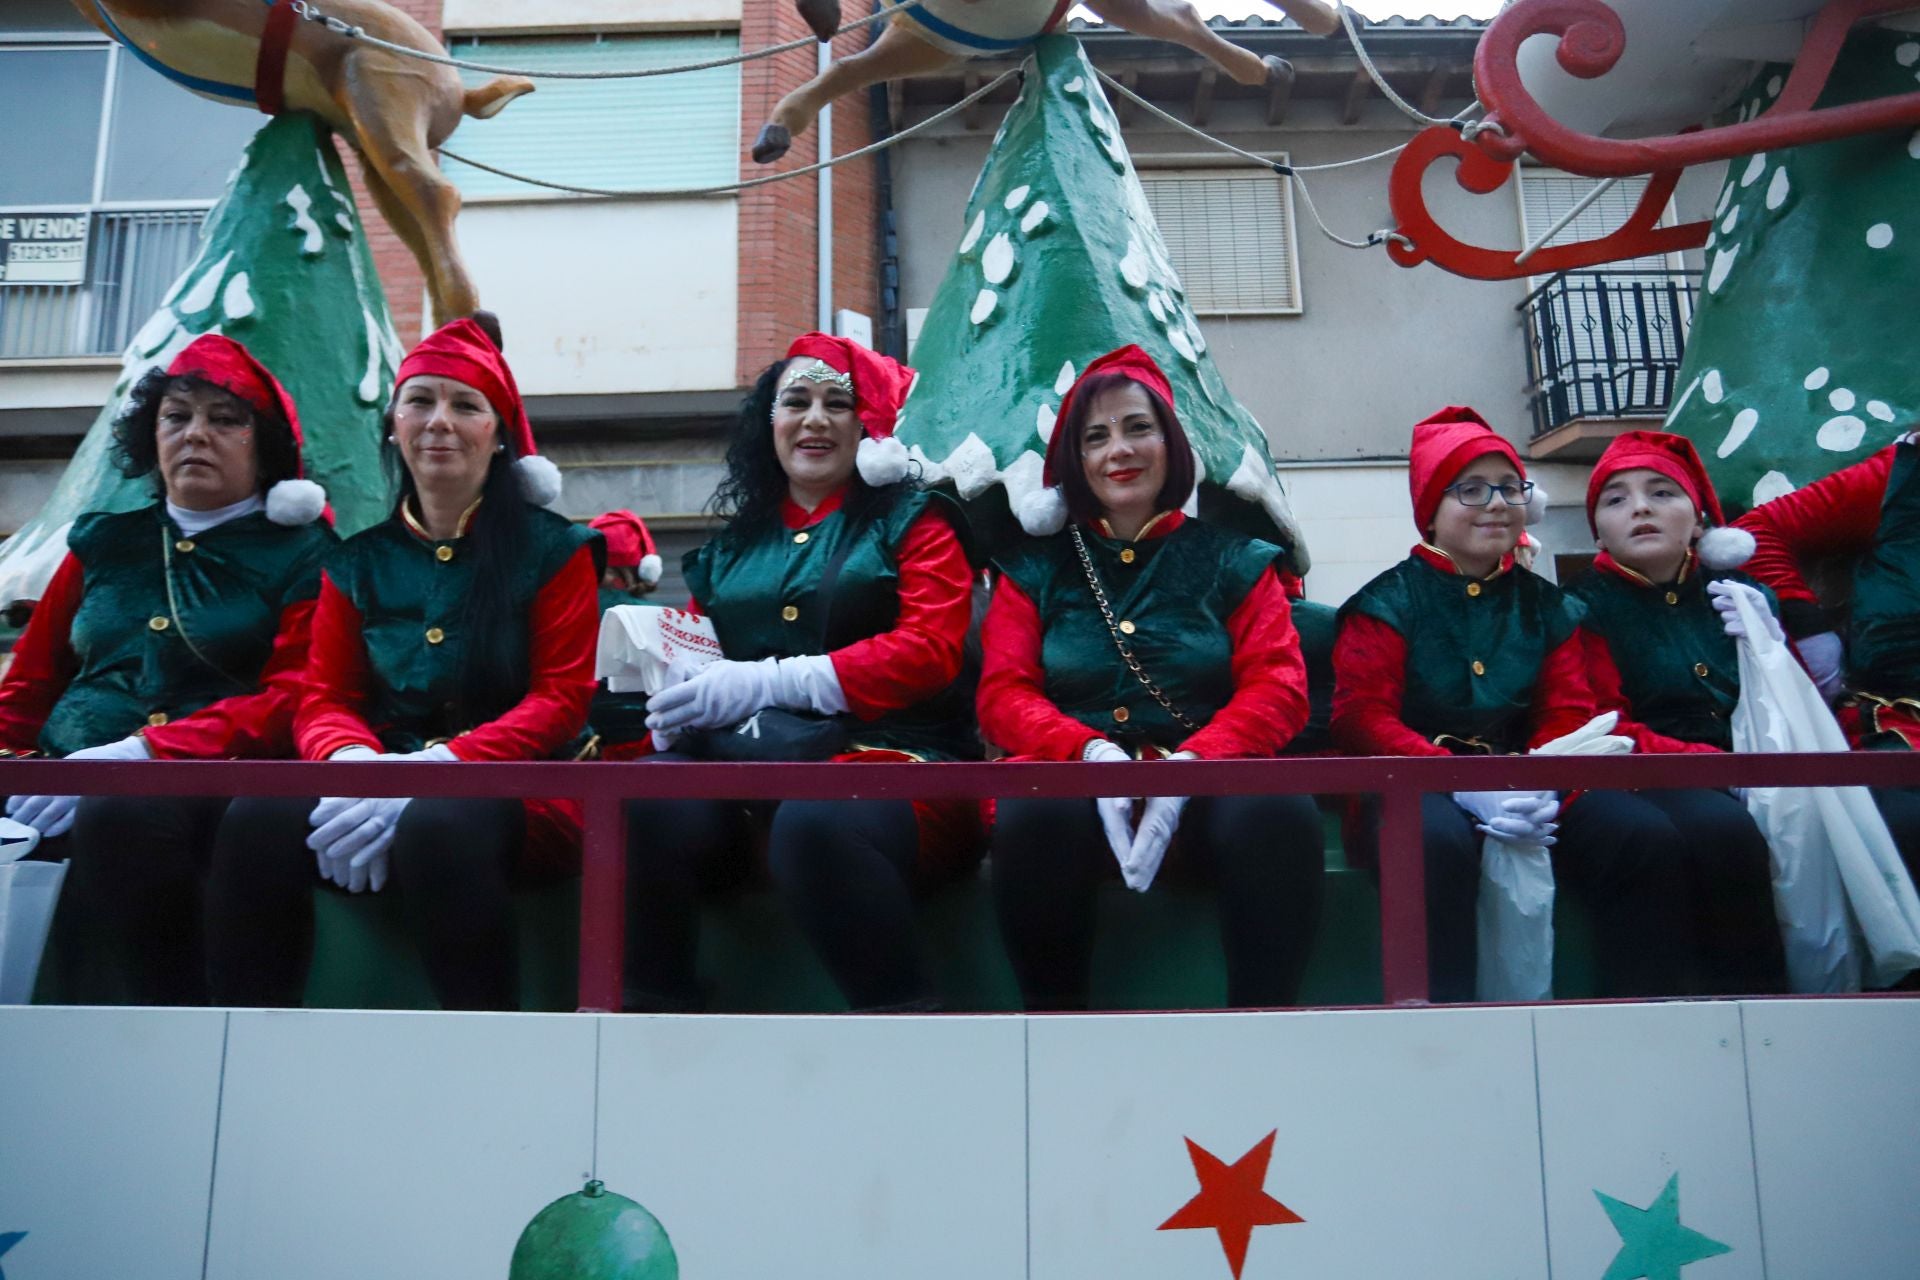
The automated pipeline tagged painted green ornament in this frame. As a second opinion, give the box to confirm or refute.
[0,112,400,606]
[509,1179,679,1280]
[893,36,1307,569]
[1667,29,1920,515]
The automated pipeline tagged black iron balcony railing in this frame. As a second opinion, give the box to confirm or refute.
[1518,268,1702,440]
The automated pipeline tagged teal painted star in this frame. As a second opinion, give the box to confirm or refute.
[1595,1174,1731,1280]
[0,1230,24,1280]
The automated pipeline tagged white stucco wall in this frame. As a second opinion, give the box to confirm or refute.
[457,199,738,398]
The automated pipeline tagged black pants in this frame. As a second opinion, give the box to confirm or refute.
[1871,786,1920,884]
[205,794,526,1011]
[1405,789,1694,1003]
[990,792,1325,1011]
[1638,788,1787,995]
[53,794,230,1005]
[625,769,932,1012]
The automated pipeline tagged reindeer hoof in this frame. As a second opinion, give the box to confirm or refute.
[752,124,792,165]
[797,0,841,42]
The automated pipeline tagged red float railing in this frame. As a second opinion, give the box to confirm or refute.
[9,751,1920,1011]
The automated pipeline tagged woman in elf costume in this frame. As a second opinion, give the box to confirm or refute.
[205,315,604,1012]
[1331,407,1692,1003]
[0,335,333,1004]
[1734,436,1920,865]
[980,345,1324,1011]
[1567,430,1787,994]
[620,333,981,1013]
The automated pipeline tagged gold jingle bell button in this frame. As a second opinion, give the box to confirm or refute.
[147,712,169,727]
[1471,660,1486,676]
[1119,548,1136,565]
[435,545,454,563]
[794,531,810,545]
[1666,591,1680,605]
[781,605,800,622]
[1466,582,1482,598]
[1113,706,1131,724]
[1119,619,1137,635]
[1694,662,1710,678]
[148,615,170,632]
[425,626,446,646]
[174,539,195,554]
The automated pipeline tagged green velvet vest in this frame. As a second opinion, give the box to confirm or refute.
[682,488,979,761]
[995,519,1283,754]
[1340,554,1584,753]
[1849,439,1920,696]
[327,505,600,752]
[42,504,335,756]
[1285,598,1338,755]
[1568,564,1773,750]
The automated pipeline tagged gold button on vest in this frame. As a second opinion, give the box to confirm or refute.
[435,545,454,563]
[1466,582,1482,598]
[794,531,810,545]
[425,627,445,645]
[1666,591,1680,605]
[1120,548,1136,564]
[149,615,169,632]
[174,539,195,554]
[1119,619,1136,635]
[1471,660,1486,676]
[1113,706,1131,723]
[1694,662,1710,678]
[781,605,799,622]
[147,712,169,727]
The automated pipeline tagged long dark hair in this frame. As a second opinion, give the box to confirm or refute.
[386,425,532,728]
[709,358,909,541]
[111,367,301,498]
[1054,371,1197,526]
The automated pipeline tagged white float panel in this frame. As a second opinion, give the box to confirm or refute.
[1744,998,1920,1279]
[0,1006,227,1280]
[1026,1008,1547,1280]
[203,1010,597,1280]
[594,1014,1026,1279]
[1534,1001,1759,1280]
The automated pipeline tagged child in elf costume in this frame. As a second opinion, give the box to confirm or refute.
[1331,407,1694,1002]
[1567,430,1787,994]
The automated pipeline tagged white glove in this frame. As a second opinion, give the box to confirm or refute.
[1531,712,1633,757]
[646,655,850,736]
[1453,790,1560,847]
[1794,630,1846,700]
[310,744,407,892]
[7,735,152,838]
[1082,739,1138,875]
[1123,752,1195,893]
[1707,579,1785,643]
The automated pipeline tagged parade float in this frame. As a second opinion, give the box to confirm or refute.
[2,3,1919,1279]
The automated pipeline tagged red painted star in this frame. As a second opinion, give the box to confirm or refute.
[1157,1130,1303,1279]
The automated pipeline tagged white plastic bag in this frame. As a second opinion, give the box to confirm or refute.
[595,605,723,694]
[0,852,66,1005]
[1474,713,1634,1001]
[1728,587,1920,989]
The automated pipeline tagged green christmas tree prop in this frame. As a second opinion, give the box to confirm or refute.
[0,113,401,606]
[1667,28,1920,515]
[509,1180,679,1280]
[894,36,1308,569]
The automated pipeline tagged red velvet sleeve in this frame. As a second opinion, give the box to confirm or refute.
[1329,613,1448,757]
[976,576,1105,761]
[1526,633,1600,749]
[829,510,973,721]
[1178,568,1309,759]
[0,553,84,754]
[295,573,383,761]
[447,544,599,761]
[142,598,317,759]
[1735,446,1891,615]
[1575,625,1719,755]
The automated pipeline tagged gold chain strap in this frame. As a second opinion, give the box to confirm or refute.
[1070,526,1200,733]
[161,528,252,692]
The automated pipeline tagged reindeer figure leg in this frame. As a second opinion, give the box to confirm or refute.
[1262,0,1341,37]
[338,86,478,325]
[1083,0,1296,87]
[754,21,959,164]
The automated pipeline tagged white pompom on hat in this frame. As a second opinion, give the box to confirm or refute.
[266,478,328,527]
[1697,525,1757,570]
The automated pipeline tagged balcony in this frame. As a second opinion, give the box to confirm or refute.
[0,208,208,361]
[1518,269,1701,460]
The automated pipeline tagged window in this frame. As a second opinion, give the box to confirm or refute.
[1517,168,1679,278]
[444,33,741,200]
[1138,166,1301,315]
[0,36,263,360]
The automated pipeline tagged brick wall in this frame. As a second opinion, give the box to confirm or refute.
[737,1,882,385]
[334,0,443,344]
